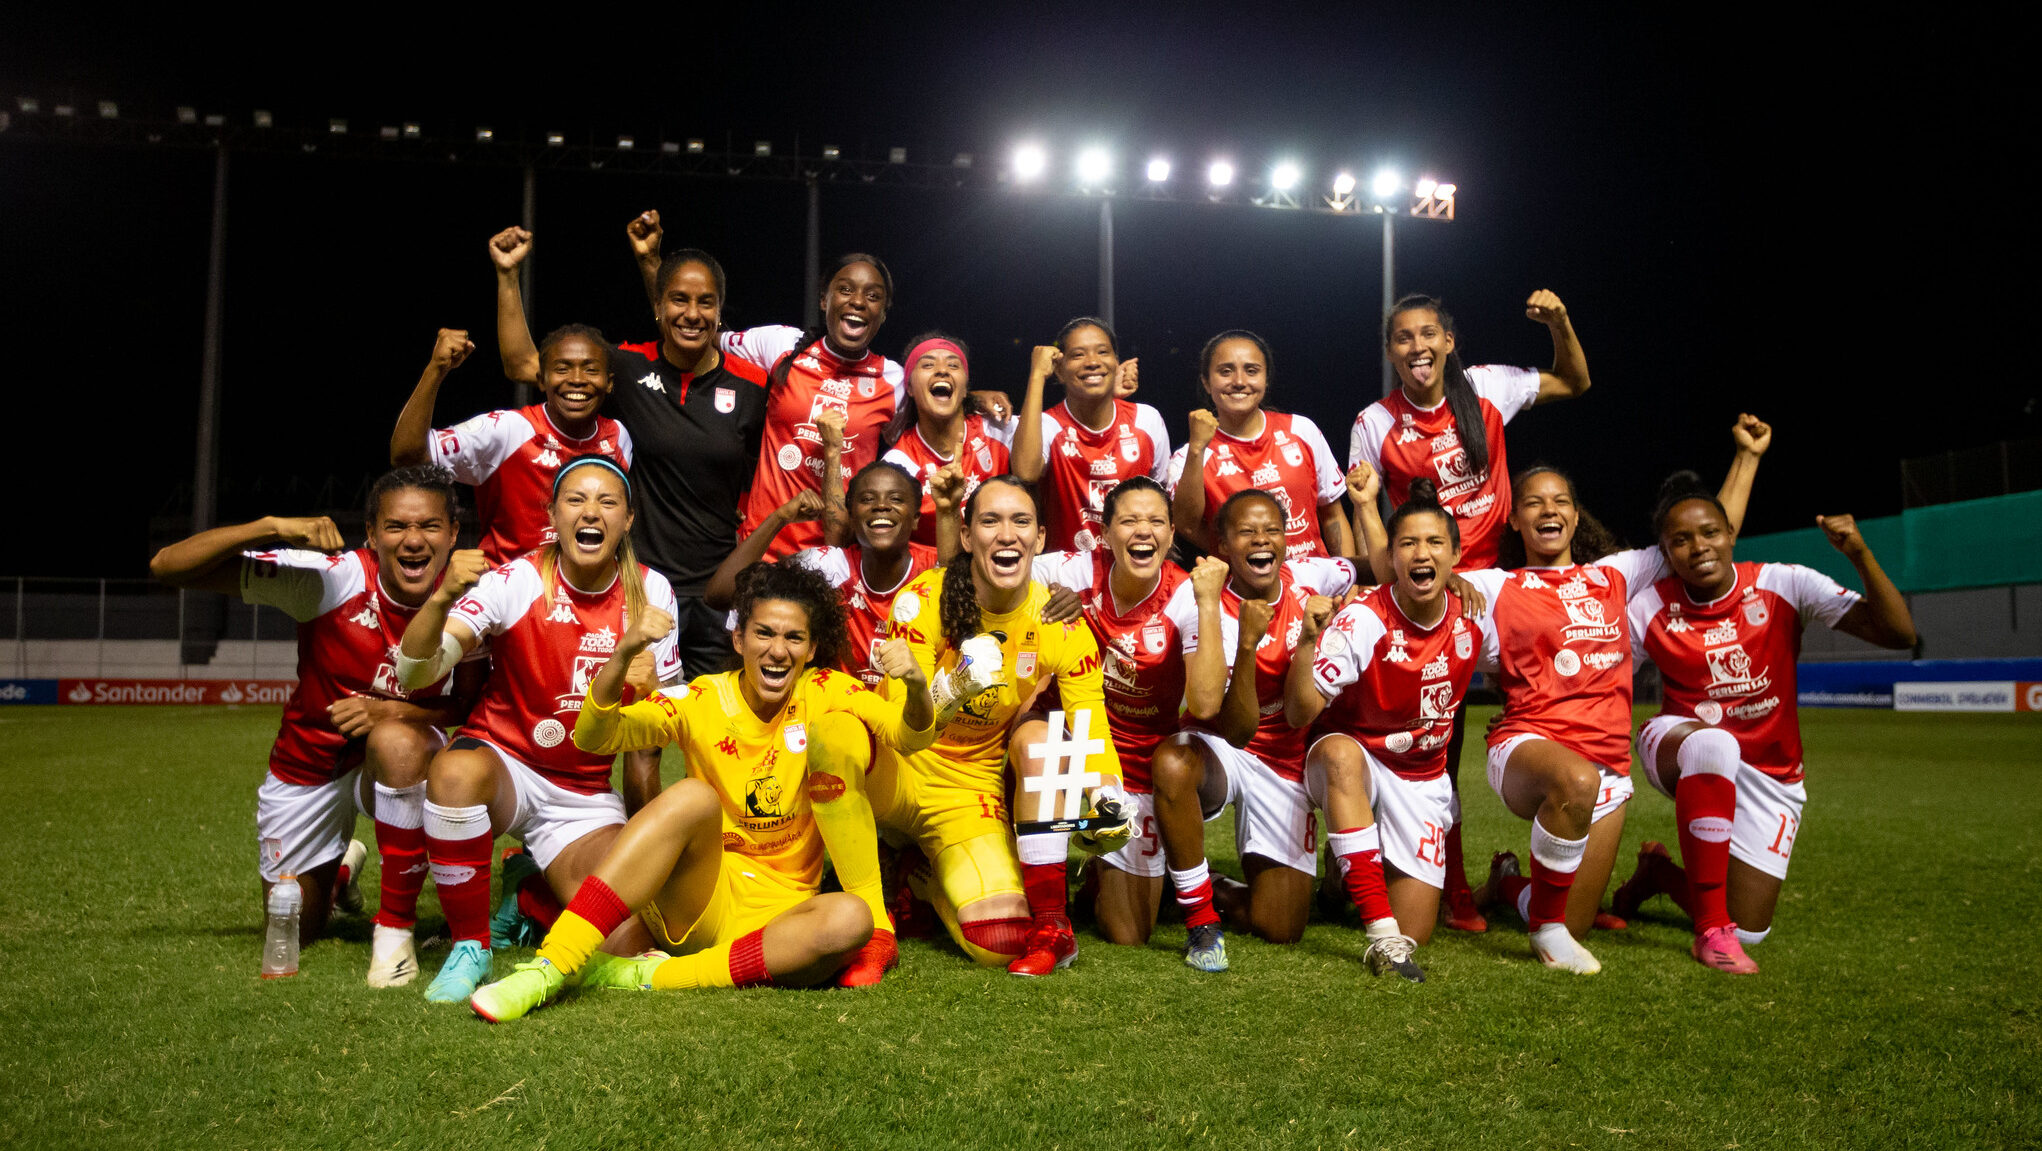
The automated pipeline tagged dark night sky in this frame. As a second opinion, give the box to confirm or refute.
[2,7,2027,577]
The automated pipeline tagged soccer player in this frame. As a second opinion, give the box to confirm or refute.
[1284,481,1490,982]
[392,319,631,565]
[870,476,1133,974]
[148,466,482,987]
[396,455,683,1003]
[499,222,769,681]
[1168,330,1354,560]
[1011,318,1172,553]
[880,332,1011,549]
[1346,290,1593,931]
[1619,481,1916,974]
[465,560,939,1019]
[1150,489,1362,971]
[704,459,941,690]
[1033,477,1188,945]
[1458,416,1771,973]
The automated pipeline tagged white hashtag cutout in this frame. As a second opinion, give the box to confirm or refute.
[1023,709,1105,822]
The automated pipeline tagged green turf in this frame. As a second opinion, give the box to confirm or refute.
[1,706,2037,1149]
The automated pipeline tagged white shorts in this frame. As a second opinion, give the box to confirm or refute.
[1636,715,1807,881]
[256,768,366,882]
[475,740,628,870]
[1362,753,1458,890]
[1183,730,1323,875]
[1095,790,1166,878]
[1487,732,1634,825]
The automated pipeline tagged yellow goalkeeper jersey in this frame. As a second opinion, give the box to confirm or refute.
[882,568,1123,792]
[575,667,933,888]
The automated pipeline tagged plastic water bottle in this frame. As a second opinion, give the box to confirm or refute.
[262,876,302,979]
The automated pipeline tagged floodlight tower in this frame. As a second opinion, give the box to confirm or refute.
[1357,169,1458,396]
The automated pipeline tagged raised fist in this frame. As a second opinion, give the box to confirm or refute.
[272,516,345,552]
[928,463,967,514]
[1187,408,1218,448]
[1345,461,1380,505]
[814,408,846,450]
[1190,554,1229,603]
[1732,412,1773,457]
[624,605,676,653]
[1816,514,1866,559]
[1524,289,1568,326]
[777,490,826,524]
[439,549,491,599]
[1114,358,1140,399]
[1030,345,1063,379]
[873,636,924,688]
[488,226,532,272]
[1300,594,1334,641]
[1237,595,1276,648]
[431,328,475,372]
[626,211,663,262]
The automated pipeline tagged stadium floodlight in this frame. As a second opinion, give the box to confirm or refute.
[754,140,772,157]
[821,144,842,159]
[1076,146,1112,186]
[16,97,37,114]
[1146,157,1171,182]
[475,126,494,142]
[176,106,197,125]
[1415,177,1436,199]
[98,100,118,119]
[546,131,565,146]
[660,140,680,154]
[254,109,273,128]
[686,138,704,154]
[1371,168,1401,201]
[53,103,74,117]
[1271,161,1301,191]
[1333,171,1357,196]
[401,122,421,139]
[1434,182,1456,198]
[616,135,635,150]
[954,152,974,168]
[889,146,908,163]
[378,125,399,141]
[1208,159,1235,187]
[203,114,224,127]
[328,118,347,135]
[1012,143,1048,182]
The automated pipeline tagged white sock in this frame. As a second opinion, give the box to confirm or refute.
[1528,817,1588,875]
[1364,916,1403,941]
[1016,831,1071,866]
[422,801,490,889]
[1735,925,1771,947]
[1169,861,1211,904]
[1677,727,1741,780]
[374,781,426,829]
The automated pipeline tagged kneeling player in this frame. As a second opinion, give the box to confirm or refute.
[148,466,482,985]
[397,455,683,1002]
[1620,482,1915,974]
[468,561,937,1019]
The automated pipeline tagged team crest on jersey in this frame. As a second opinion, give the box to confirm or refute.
[1704,643,1768,696]
[975,442,994,471]
[1421,652,1449,680]
[1120,434,1140,463]
[1016,651,1037,678]
[713,386,735,413]
[1418,682,1455,719]
[858,377,877,399]
[1280,441,1304,468]
[1453,618,1473,659]
[1386,629,1410,662]
[640,372,666,393]
[349,593,380,629]
[745,774,785,819]
[1142,623,1167,654]
[1744,602,1770,626]
[783,723,808,754]
[1585,566,1608,588]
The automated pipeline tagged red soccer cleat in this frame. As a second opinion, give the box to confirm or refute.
[1692,924,1759,975]
[1006,918,1078,977]
[1593,911,1629,931]
[1612,841,1670,920]
[837,929,899,987]
[1441,883,1488,933]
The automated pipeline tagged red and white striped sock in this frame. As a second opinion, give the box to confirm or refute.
[1169,861,1220,929]
[423,800,493,946]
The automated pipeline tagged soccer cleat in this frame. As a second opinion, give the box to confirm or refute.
[1691,924,1760,974]
[581,950,666,991]
[1611,841,1669,920]
[489,848,544,949]
[837,929,899,987]
[1441,882,1488,933]
[424,940,492,1003]
[470,957,567,1023]
[334,839,368,915]
[1362,931,1426,983]
[1529,922,1602,974]
[1593,911,1629,931]
[366,924,419,988]
[1006,918,1078,977]
[1072,787,1134,856]
[1182,923,1229,973]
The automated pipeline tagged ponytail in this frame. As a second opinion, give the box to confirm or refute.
[1386,294,1488,477]
[938,549,982,650]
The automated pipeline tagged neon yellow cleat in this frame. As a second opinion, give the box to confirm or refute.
[581,951,667,991]
[469,957,567,1023]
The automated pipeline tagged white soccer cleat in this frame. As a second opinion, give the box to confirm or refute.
[932,633,1007,723]
[334,839,368,915]
[1529,922,1602,974]
[366,923,419,988]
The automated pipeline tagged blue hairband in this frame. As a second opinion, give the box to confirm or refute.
[553,455,631,500]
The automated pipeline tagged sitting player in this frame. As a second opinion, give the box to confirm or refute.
[396,455,682,1002]
[467,560,938,1019]
[148,466,482,986]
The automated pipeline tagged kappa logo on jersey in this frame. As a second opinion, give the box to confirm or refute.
[1396,413,1423,445]
[1060,438,1081,458]
[1664,604,1691,633]
[548,595,578,625]
[348,593,380,629]
[580,625,617,654]
[1421,651,1450,679]
[1703,643,1769,697]
[1520,571,1548,590]
[535,449,562,469]
[639,372,666,393]
[717,735,739,757]
[1386,629,1410,662]
[1215,460,1243,478]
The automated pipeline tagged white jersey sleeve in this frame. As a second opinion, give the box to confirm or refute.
[1311,604,1386,698]
[1162,580,1219,658]
[1758,563,1862,629]
[448,560,540,641]
[882,358,906,407]
[790,546,853,589]
[880,447,919,475]
[1287,556,1359,598]
[1134,404,1173,483]
[1465,364,1542,423]
[1031,551,1095,592]
[430,408,535,487]
[719,325,804,373]
[1349,402,1395,472]
[1457,568,1510,673]
[1295,415,1347,505]
[1164,444,1191,495]
[1595,547,1671,596]
[1627,582,1667,662]
[1034,411,1061,466]
[239,548,366,623]
[643,569,685,684]
[615,423,636,468]
[982,413,1017,447]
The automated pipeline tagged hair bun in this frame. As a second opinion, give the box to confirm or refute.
[1407,478,1441,505]
[1654,469,1708,505]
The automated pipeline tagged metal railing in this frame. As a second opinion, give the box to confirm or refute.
[6,576,295,679]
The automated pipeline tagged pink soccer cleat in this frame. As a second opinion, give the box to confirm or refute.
[1692,924,1760,974]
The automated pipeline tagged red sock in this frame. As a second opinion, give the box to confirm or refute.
[1443,822,1473,901]
[563,876,632,937]
[1021,862,1069,925]
[728,928,773,987]
[517,873,563,929]
[1647,853,1695,917]
[1327,827,1394,924]
[371,819,428,930]
[1169,861,1220,929]
[423,802,494,945]
[1526,857,1576,927]
[1675,774,1737,932]
[1499,874,1530,914]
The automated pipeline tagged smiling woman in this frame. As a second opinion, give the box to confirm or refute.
[1011,317,1173,553]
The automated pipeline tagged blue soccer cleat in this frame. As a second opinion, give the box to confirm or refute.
[425,940,492,1003]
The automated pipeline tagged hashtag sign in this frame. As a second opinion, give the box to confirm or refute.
[1023,709,1105,822]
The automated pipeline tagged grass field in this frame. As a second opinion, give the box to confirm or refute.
[1,705,2038,1149]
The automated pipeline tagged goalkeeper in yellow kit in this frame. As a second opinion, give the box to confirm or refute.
[468,561,935,1021]
[874,475,1132,977]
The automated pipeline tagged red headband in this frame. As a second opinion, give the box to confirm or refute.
[905,338,969,374]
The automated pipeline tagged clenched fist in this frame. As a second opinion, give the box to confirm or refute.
[437,549,491,601]
[624,605,676,654]
[489,226,532,272]
[1523,289,1568,326]
[431,328,475,372]
[626,211,663,262]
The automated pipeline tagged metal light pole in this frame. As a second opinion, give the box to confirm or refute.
[517,164,537,407]
[1098,198,1115,330]
[191,145,228,535]
[1380,208,1395,397]
[803,176,821,327]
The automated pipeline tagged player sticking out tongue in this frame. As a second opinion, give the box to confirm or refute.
[1617,472,1915,975]
[1281,481,1488,981]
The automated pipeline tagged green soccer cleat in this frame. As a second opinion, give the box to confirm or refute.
[581,951,666,991]
[470,957,567,1023]
[424,940,492,1003]
[1183,923,1229,973]
[489,849,544,949]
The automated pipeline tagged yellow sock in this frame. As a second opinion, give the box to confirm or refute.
[649,949,728,990]
[535,911,607,977]
[807,712,890,932]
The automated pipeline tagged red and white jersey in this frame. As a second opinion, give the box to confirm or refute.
[1167,411,1346,559]
[881,416,1011,548]
[723,325,905,560]
[1164,557,1360,777]
[1032,399,1171,553]
[790,543,940,689]
[240,548,465,786]
[1309,586,1482,781]
[1035,550,1191,791]
[450,557,682,793]
[1462,548,1669,774]
[1631,561,1859,783]
[430,403,633,564]
[1348,365,1539,570]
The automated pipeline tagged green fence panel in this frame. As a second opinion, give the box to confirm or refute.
[1736,491,2042,593]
